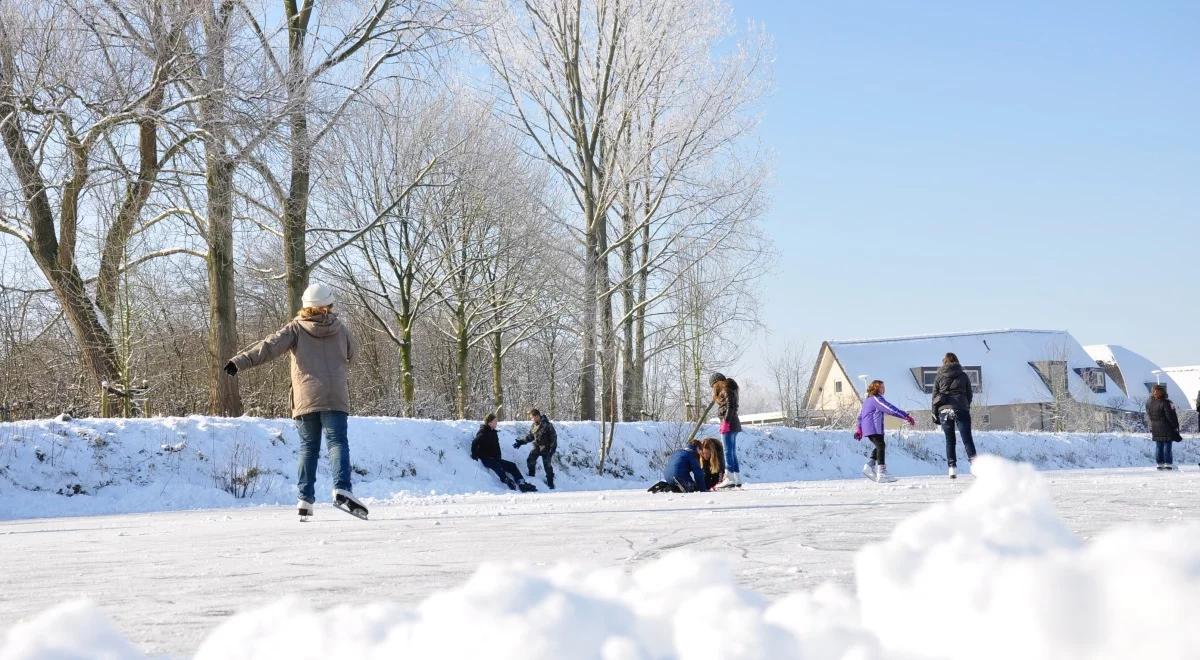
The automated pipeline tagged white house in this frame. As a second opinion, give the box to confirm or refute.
[804,329,1129,430]
[1160,366,1200,412]
[1083,344,1189,412]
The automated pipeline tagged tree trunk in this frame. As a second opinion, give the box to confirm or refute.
[203,2,243,416]
[283,3,313,316]
[491,331,503,418]
[455,306,468,419]
[399,317,415,417]
[578,219,598,420]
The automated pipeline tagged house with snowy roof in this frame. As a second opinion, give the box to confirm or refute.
[803,329,1136,431]
[1083,344,1191,412]
[1160,366,1200,412]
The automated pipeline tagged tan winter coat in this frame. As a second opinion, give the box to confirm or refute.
[230,313,354,418]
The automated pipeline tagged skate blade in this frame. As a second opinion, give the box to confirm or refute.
[334,503,369,520]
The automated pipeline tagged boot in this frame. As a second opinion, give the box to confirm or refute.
[715,472,739,489]
[518,482,538,492]
[862,459,876,480]
[298,499,314,522]
[948,465,957,479]
[545,474,555,490]
[875,464,895,483]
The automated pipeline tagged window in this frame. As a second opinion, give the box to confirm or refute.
[834,380,842,393]
[911,366,983,394]
[1029,361,1069,395]
[1073,367,1107,393]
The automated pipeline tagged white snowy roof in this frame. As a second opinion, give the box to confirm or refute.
[826,329,1115,412]
[1083,345,1188,411]
[1160,366,1200,411]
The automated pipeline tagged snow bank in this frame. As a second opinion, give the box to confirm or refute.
[0,415,1195,519]
[4,457,1198,659]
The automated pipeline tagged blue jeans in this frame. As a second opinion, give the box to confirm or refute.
[940,408,977,467]
[294,411,352,503]
[723,431,740,473]
[1155,441,1174,465]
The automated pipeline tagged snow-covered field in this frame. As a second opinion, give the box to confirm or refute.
[1,418,1199,659]
[0,415,1196,519]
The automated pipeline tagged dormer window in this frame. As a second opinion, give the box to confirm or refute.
[1074,367,1107,393]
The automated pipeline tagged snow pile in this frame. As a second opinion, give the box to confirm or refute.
[0,600,140,660]
[4,457,1199,660]
[0,415,1194,519]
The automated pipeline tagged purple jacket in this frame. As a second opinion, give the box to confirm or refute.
[857,396,910,436]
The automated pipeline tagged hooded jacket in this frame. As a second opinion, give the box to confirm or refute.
[229,312,354,418]
[932,363,973,414]
[1146,397,1182,441]
[712,378,742,433]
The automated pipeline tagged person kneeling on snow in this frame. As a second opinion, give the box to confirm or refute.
[513,408,557,489]
[473,414,537,492]
[224,282,367,520]
[699,437,725,491]
[854,380,915,482]
[648,439,709,493]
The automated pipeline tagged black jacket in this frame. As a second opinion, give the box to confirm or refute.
[471,425,502,461]
[516,417,558,453]
[1146,398,1182,441]
[714,378,742,433]
[932,363,973,414]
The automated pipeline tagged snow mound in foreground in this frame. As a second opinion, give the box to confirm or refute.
[4,457,1199,660]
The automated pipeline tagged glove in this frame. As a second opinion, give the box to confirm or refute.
[853,431,862,441]
[905,415,916,426]
[223,361,238,376]
[512,441,522,449]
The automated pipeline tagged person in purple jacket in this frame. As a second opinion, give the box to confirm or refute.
[854,380,915,482]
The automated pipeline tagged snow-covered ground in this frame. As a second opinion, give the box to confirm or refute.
[1,415,1196,520]
[2,418,1199,659]
[1,461,1198,659]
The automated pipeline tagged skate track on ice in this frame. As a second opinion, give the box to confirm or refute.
[1,468,1196,657]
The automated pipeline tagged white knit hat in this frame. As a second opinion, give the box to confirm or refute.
[301,282,334,308]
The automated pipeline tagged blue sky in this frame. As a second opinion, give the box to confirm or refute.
[730,0,1200,384]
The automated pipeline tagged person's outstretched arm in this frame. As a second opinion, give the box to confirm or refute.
[877,396,915,424]
[228,323,297,372]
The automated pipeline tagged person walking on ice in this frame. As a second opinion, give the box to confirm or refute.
[854,380,915,482]
[224,282,368,521]
[710,373,743,488]
[514,408,557,489]
[932,352,978,479]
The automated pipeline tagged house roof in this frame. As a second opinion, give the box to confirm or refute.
[824,329,1115,412]
[1160,366,1200,411]
[1083,344,1188,411]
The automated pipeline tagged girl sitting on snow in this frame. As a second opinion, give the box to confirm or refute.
[854,380,915,482]
[698,437,725,491]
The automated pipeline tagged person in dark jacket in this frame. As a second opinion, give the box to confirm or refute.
[472,414,537,492]
[514,408,557,489]
[931,352,977,478]
[710,373,743,488]
[651,440,709,493]
[1146,384,1182,470]
[698,437,725,490]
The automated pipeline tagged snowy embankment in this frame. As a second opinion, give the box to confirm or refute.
[0,415,1193,520]
[2,458,1198,659]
